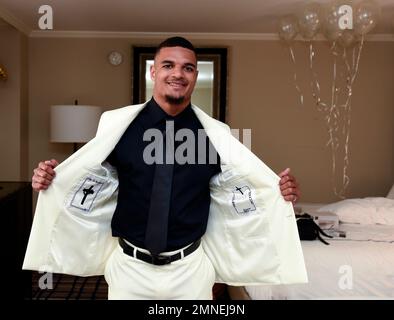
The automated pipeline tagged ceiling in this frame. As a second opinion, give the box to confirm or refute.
[0,0,393,35]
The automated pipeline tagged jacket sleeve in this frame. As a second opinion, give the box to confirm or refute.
[95,111,110,137]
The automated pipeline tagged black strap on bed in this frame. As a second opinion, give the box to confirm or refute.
[296,213,333,245]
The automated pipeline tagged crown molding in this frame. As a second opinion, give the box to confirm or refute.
[26,30,394,42]
[294,33,394,42]
[362,33,394,42]
[0,7,31,35]
[29,30,280,40]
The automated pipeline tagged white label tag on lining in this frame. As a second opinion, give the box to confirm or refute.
[70,177,104,212]
[232,185,257,214]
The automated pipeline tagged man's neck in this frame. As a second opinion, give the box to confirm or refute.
[152,95,190,116]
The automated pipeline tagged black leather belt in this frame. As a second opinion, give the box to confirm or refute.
[119,238,201,266]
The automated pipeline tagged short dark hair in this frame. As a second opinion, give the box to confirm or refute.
[155,36,196,57]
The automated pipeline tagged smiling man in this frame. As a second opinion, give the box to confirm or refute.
[25,37,306,300]
[151,44,198,112]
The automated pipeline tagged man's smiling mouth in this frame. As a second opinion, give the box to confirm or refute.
[167,81,186,88]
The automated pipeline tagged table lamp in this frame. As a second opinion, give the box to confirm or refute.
[50,102,102,152]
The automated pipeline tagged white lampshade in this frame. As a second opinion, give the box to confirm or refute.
[50,105,102,143]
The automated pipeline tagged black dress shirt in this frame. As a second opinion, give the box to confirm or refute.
[107,98,221,251]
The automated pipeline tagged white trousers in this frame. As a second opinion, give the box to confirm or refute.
[104,242,216,300]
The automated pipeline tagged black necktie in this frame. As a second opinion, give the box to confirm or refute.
[144,120,174,256]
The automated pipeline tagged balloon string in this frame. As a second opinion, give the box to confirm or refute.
[335,37,364,198]
[309,42,327,109]
[341,46,352,180]
[352,44,356,70]
[326,41,351,199]
[331,42,338,110]
[289,45,304,105]
[342,46,352,113]
[328,41,339,197]
[351,35,364,84]
[288,36,365,199]
[330,36,364,199]
[342,101,352,196]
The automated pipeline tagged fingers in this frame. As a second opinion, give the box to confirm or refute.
[282,185,301,201]
[280,186,299,196]
[279,173,296,186]
[41,158,58,172]
[37,163,56,177]
[278,167,290,178]
[32,177,51,191]
[31,159,58,192]
[283,194,299,203]
[46,159,59,168]
[279,180,298,192]
[278,168,301,203]
[293,188,301,203]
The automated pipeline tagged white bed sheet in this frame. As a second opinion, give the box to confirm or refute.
[245,222,394,300]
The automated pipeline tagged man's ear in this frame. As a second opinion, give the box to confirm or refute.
[150,64,155,81]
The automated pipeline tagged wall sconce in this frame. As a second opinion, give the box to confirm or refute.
[50,103,102,152]
[0,65,7,81]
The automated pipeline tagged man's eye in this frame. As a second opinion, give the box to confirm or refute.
[185,66,195,72]
[163,65,172,69]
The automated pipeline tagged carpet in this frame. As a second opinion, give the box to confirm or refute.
[30,272,108,300]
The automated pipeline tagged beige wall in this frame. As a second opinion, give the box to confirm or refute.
[0,25,29,181]
[6,36,393,202]
[28,38,135,168]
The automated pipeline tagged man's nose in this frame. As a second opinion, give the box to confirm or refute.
[171,65,184,78]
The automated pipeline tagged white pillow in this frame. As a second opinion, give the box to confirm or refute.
[387,183,394,200]
[317,197,394,225]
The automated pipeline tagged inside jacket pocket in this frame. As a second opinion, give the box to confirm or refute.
[69,175,105,212]
[65,165,118,217]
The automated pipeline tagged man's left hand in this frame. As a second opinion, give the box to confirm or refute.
[278,168,301,204]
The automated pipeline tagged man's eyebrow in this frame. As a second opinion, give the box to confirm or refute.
[159,60,197,68]
[160,60,175,65]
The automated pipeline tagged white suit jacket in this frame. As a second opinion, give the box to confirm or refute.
[23,103,308,286]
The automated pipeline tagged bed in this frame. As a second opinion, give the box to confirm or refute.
[231,186,394,300]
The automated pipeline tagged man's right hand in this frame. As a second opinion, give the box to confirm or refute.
[32,159,59,192]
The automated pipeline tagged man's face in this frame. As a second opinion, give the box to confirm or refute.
[150,46,198,105]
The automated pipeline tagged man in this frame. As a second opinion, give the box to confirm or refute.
[26,37,305,300]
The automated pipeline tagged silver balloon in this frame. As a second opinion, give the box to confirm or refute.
[278,15,299,41]
[323,1,352,41]
[298,3,322,39]
[354,0,380,35]
[338,29,356,47]
[324,29,342,42]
